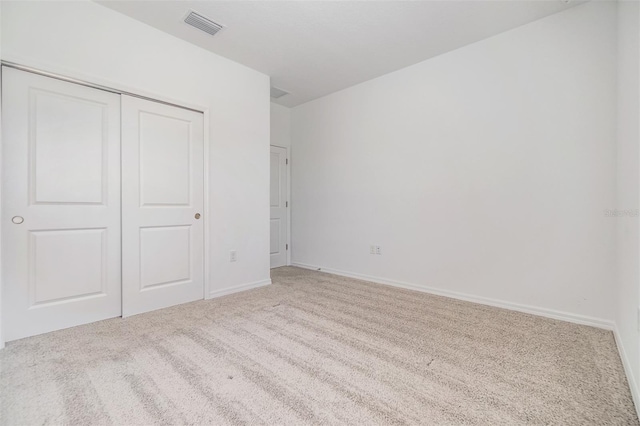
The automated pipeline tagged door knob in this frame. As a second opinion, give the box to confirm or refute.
[12,216,24,224]
[195,213,201,219]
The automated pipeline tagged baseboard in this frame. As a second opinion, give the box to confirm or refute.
[209,279,271,299]
[613,326,640,420]
[291,262,615,330]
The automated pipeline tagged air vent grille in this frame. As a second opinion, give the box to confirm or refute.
[270,87,289,99]
[184,11,224,37]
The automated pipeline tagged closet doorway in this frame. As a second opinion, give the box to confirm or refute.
[1,66,205,341]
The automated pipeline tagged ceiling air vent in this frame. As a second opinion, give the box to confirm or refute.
[184,11,224,37]
[270,87,289,99]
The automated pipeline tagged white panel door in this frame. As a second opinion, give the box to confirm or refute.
[1,67,121,341]
[270,146,288,268]
[121,95,204,317]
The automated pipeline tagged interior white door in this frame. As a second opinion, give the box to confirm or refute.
[270,146,288,268]
[121,95,204,317]
[1,67,122,341]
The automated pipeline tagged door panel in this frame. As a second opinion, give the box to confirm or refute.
[140,226,191,290]
[139,112,191,206]
[2,67,121,341]
[30,228,106,305]
[121,95,204,317]
[31,89,107,204]
[270,146,287,268]
[270,219,280,254]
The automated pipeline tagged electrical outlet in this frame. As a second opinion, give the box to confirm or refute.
[230,250,237,262]
[370,245,375,254]
[375,245,382,255]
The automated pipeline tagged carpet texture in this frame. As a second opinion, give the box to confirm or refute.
[1,266,637,425]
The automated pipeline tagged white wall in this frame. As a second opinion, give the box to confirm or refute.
[1,1,271,301]
[271,103,291,148]
[291,1,618,326]
[0,0,4,348]
[616,0,640,408]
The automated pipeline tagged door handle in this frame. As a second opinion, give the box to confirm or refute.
[12,216,24,224]
[195,213,201,219]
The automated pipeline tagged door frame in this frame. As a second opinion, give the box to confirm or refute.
[270,144,291,267]
[0,62,213,348]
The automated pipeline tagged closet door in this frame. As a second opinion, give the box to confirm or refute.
[2,67,122,341]
[121,95,204,317]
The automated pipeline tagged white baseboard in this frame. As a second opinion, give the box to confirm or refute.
[209,279,271,299]
[290,262,615,330]
[613,326,640,420]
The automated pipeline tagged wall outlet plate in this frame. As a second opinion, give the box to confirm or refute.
[230,250,237,262]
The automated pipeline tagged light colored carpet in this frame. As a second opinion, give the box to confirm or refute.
[0,266,637,425]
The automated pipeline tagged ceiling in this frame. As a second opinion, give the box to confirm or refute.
[97,1,582,107]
